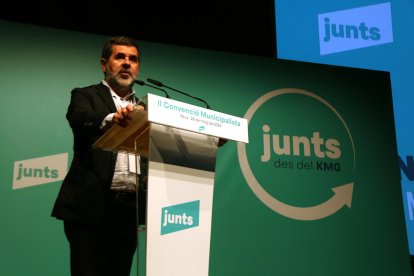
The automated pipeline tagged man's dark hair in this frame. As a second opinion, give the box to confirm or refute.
[101,36,141,62]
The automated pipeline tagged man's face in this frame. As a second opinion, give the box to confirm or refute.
[101,45,140,89]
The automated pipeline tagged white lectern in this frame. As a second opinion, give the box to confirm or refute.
[93,93,248,276]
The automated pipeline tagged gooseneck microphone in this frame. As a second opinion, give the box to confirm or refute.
[147,78,211,109]
[134,80,171,99]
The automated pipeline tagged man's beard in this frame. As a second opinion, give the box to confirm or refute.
[106,73,134,91]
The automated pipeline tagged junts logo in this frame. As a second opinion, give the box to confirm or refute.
[318,2,393,55]
[13,153,68,189]
[161,200,200,235]
[238,89,355,221]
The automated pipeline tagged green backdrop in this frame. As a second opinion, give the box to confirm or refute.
[0,20,410,276]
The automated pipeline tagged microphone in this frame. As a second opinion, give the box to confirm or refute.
[134,80,171,99]
[147,78,211,109]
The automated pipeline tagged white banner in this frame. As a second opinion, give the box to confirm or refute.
[147,93,248,143]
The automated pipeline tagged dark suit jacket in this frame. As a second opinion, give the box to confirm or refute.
[52,82,146,224]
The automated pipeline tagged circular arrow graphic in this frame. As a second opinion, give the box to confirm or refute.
[238,89,356,220]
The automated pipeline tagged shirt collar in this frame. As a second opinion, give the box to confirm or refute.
[102,80,135,104]
[102,80,136,102]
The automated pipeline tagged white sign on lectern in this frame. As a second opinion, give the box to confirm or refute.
[147,93,248,143]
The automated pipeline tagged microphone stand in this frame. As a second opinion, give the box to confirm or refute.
[134,80,171,99]
[147,78,211,109]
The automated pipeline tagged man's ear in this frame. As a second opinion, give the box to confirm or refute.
[100,58,107,72]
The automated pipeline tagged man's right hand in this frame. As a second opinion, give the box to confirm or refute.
[112,104,134,126]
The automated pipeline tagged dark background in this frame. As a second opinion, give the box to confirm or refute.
[0,1,275,57]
